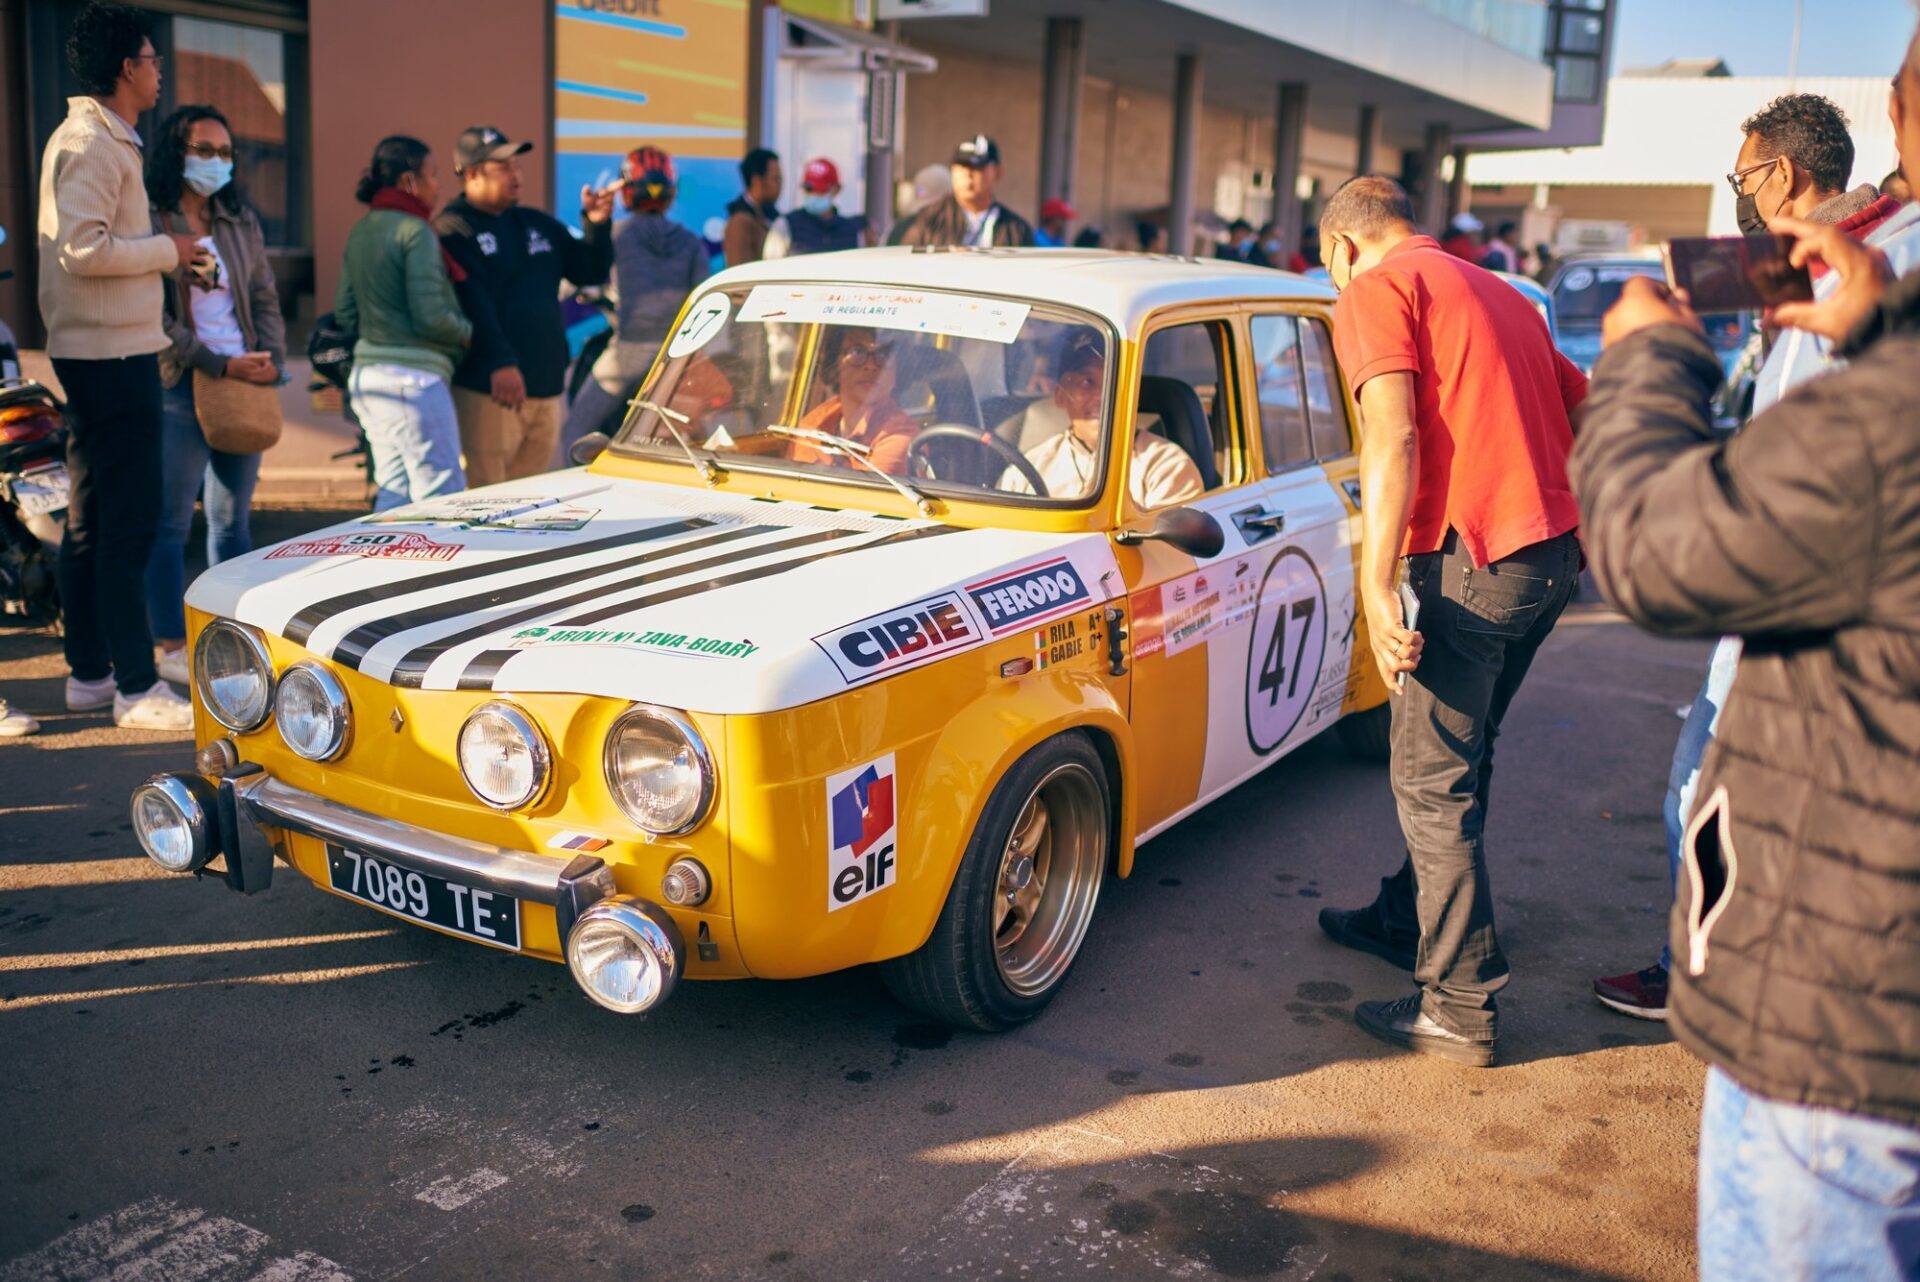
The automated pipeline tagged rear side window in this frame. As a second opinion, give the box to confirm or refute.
[1249,315,1312,473]
[1299,318,1352,460]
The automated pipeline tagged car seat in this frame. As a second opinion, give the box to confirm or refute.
[1136,375,1221,491]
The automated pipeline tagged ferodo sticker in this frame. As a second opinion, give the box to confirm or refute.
[1245,547,1328,756]
[266,531,459,562]
[827,754,897,912]
[814,591,979,684]
[966,557,1090,636]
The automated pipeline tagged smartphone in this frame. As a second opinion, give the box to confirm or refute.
[1395,575,1421,695]
[1663,234,1812,311]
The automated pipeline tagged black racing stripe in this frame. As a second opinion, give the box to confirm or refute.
[281,517,714,646]
[330,523,773,671]
[385,526,870,689]
[457,522,963,691]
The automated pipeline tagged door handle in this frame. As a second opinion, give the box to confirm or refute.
[1231,506,1287,542]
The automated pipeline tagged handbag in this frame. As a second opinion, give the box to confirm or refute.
[192,367,283,454]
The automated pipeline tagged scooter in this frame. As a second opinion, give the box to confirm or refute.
[0,377,69,625]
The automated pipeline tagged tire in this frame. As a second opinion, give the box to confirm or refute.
[880,732,1112,1032]
[1334,701,1392,762]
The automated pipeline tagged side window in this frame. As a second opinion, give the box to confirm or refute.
[1141,320,1238,490]
[1249,315,1313,472]
[1299,318,1353,460]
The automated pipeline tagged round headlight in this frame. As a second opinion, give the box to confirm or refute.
[130,775,214,873]
[565,897,684,1013]
[194,620,273,732]
[458,702,550,810]
[603,705,714,836]
[275,662,351,761]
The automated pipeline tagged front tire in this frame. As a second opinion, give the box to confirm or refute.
[1334,701,1391,761]
[880,733,1112,1031]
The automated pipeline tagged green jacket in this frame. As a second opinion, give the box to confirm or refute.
[334,208,471,381]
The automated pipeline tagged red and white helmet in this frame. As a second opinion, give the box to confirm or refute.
[621,146,677,212]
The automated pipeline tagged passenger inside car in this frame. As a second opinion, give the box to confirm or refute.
[999,327,1204,507]
[787,328,921,473]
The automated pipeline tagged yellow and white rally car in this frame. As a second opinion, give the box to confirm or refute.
[131,248,1389,1030]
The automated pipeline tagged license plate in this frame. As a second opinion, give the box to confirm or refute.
[325,845,521,950]
[13,465,69,518]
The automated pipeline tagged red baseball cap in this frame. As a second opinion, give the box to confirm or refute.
[1040,197,1077,222]
[801,158,840,194]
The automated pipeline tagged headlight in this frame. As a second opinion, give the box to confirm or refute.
[565,896,685,1013]
[194,620,274,732]
[275,662,351,761]
[129,774,216,873]
[603,705,714,836]
[458,702,551,810]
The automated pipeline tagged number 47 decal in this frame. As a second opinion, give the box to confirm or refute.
[1258,597,1317,706]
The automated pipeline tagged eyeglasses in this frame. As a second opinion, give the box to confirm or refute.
[1725,158,1774,199]
[187,143,235,161]
[838,343,892,368]
[131,52,164,68]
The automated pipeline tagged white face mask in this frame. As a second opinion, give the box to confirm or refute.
[183,156,233,197]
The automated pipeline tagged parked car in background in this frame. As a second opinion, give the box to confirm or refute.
[1547,253,1751,377]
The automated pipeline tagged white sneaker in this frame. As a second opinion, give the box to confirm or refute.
[157,648,191,685]
[113,681,194,731]
[66,674,116,711]
[0,702,39,737]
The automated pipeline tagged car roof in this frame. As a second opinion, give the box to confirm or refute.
[705,247,1337,333]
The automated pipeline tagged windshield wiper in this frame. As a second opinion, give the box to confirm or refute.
[765,424,939,518]
[632,400,725,485]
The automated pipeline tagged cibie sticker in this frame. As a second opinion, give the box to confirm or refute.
[266,531,459,562]
[966,557,1090,636]
[827,754,898,912]
[666,293,731,359]
[814,591,980,685]
[1245,547,1329,756]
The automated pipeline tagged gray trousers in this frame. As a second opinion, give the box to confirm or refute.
[1365,528,1581,1039]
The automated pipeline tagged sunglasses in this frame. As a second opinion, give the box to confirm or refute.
[187,143,235,161]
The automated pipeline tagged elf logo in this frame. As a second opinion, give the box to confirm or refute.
[814,592,979,684]
[966,557,1090,635]
[827,754,898,912]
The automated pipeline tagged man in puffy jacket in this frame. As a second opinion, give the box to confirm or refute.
[559,147,709,458]
[1573,31,1920,1263]
[888,134,1033,248]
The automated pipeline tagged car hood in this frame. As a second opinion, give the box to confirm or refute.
[186,472,1120,714]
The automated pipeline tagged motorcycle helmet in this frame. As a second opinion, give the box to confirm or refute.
[622,147,677,213]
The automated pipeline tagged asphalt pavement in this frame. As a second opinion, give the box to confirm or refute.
[0,505,1708,1281]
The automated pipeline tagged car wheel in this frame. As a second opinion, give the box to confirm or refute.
[880,733,1111,1032]
[1334,702,1392,762]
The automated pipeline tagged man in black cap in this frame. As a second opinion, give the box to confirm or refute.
[889,133,1033,248]
[436,125,615,485]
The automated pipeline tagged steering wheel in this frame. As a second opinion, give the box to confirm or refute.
[907,425,1049,497]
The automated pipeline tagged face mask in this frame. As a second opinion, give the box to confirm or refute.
[1735,165,1779,236]
[183,156,232,197]
[803,193,834,217]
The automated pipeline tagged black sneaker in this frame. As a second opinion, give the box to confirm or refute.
[1355,993,1495,1068]
[1317,906,1417,971]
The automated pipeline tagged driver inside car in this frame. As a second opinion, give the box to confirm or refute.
[785,328,920,474]
[999,327,1204,507]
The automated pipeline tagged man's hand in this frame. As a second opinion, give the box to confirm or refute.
[1362,585,1423,692]
[581,185,616,225]
[490,366,527,409]
[223,352,277,385]
[1769,214,1895,342]
[1602,276,1702,348]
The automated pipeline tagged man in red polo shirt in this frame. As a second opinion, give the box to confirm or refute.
[1315,176,1587,1066]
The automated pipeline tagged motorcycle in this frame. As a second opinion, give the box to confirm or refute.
[0,378,69,625]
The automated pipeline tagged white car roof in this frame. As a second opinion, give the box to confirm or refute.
[704,247,1337,334]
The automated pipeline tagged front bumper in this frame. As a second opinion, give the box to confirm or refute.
[131,767,685,1011]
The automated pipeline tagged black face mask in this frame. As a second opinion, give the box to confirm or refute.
[1736,167,1781,236]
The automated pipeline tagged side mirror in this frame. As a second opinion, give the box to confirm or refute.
[568,431,611,466]
[1115,506,1226,559]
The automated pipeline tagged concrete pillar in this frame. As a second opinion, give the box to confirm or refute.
[1039,17,1084,207]
[1419,122,1451,234]
[1355,104,1378,176]
[864,22,902,241]
[1170,51,1202,256]
[1447,145,1470,222]
[1272,82,1308,252]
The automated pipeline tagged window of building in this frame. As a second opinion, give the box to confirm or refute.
[1545,0,1609,104]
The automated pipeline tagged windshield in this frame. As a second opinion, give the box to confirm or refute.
[1552,260,1750,355]
[610,284,1117,506]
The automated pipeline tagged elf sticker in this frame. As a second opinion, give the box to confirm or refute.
[266,531,459,562]
[826,754,898,912]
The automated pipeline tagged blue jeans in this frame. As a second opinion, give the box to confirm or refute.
[144,377,261,642]
[1700,1067,1920,1281]
[349,363,464,512]
[1659,635,1741,969]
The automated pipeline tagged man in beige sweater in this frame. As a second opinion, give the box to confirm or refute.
[38,2,205,731]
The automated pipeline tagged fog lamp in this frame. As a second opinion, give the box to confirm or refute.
[565,897,685,1013]
[130,773,217,873]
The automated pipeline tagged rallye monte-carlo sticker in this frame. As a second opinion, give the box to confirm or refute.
[364,492,601,533]
[827,754,898,911]
[265,531,460,562]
